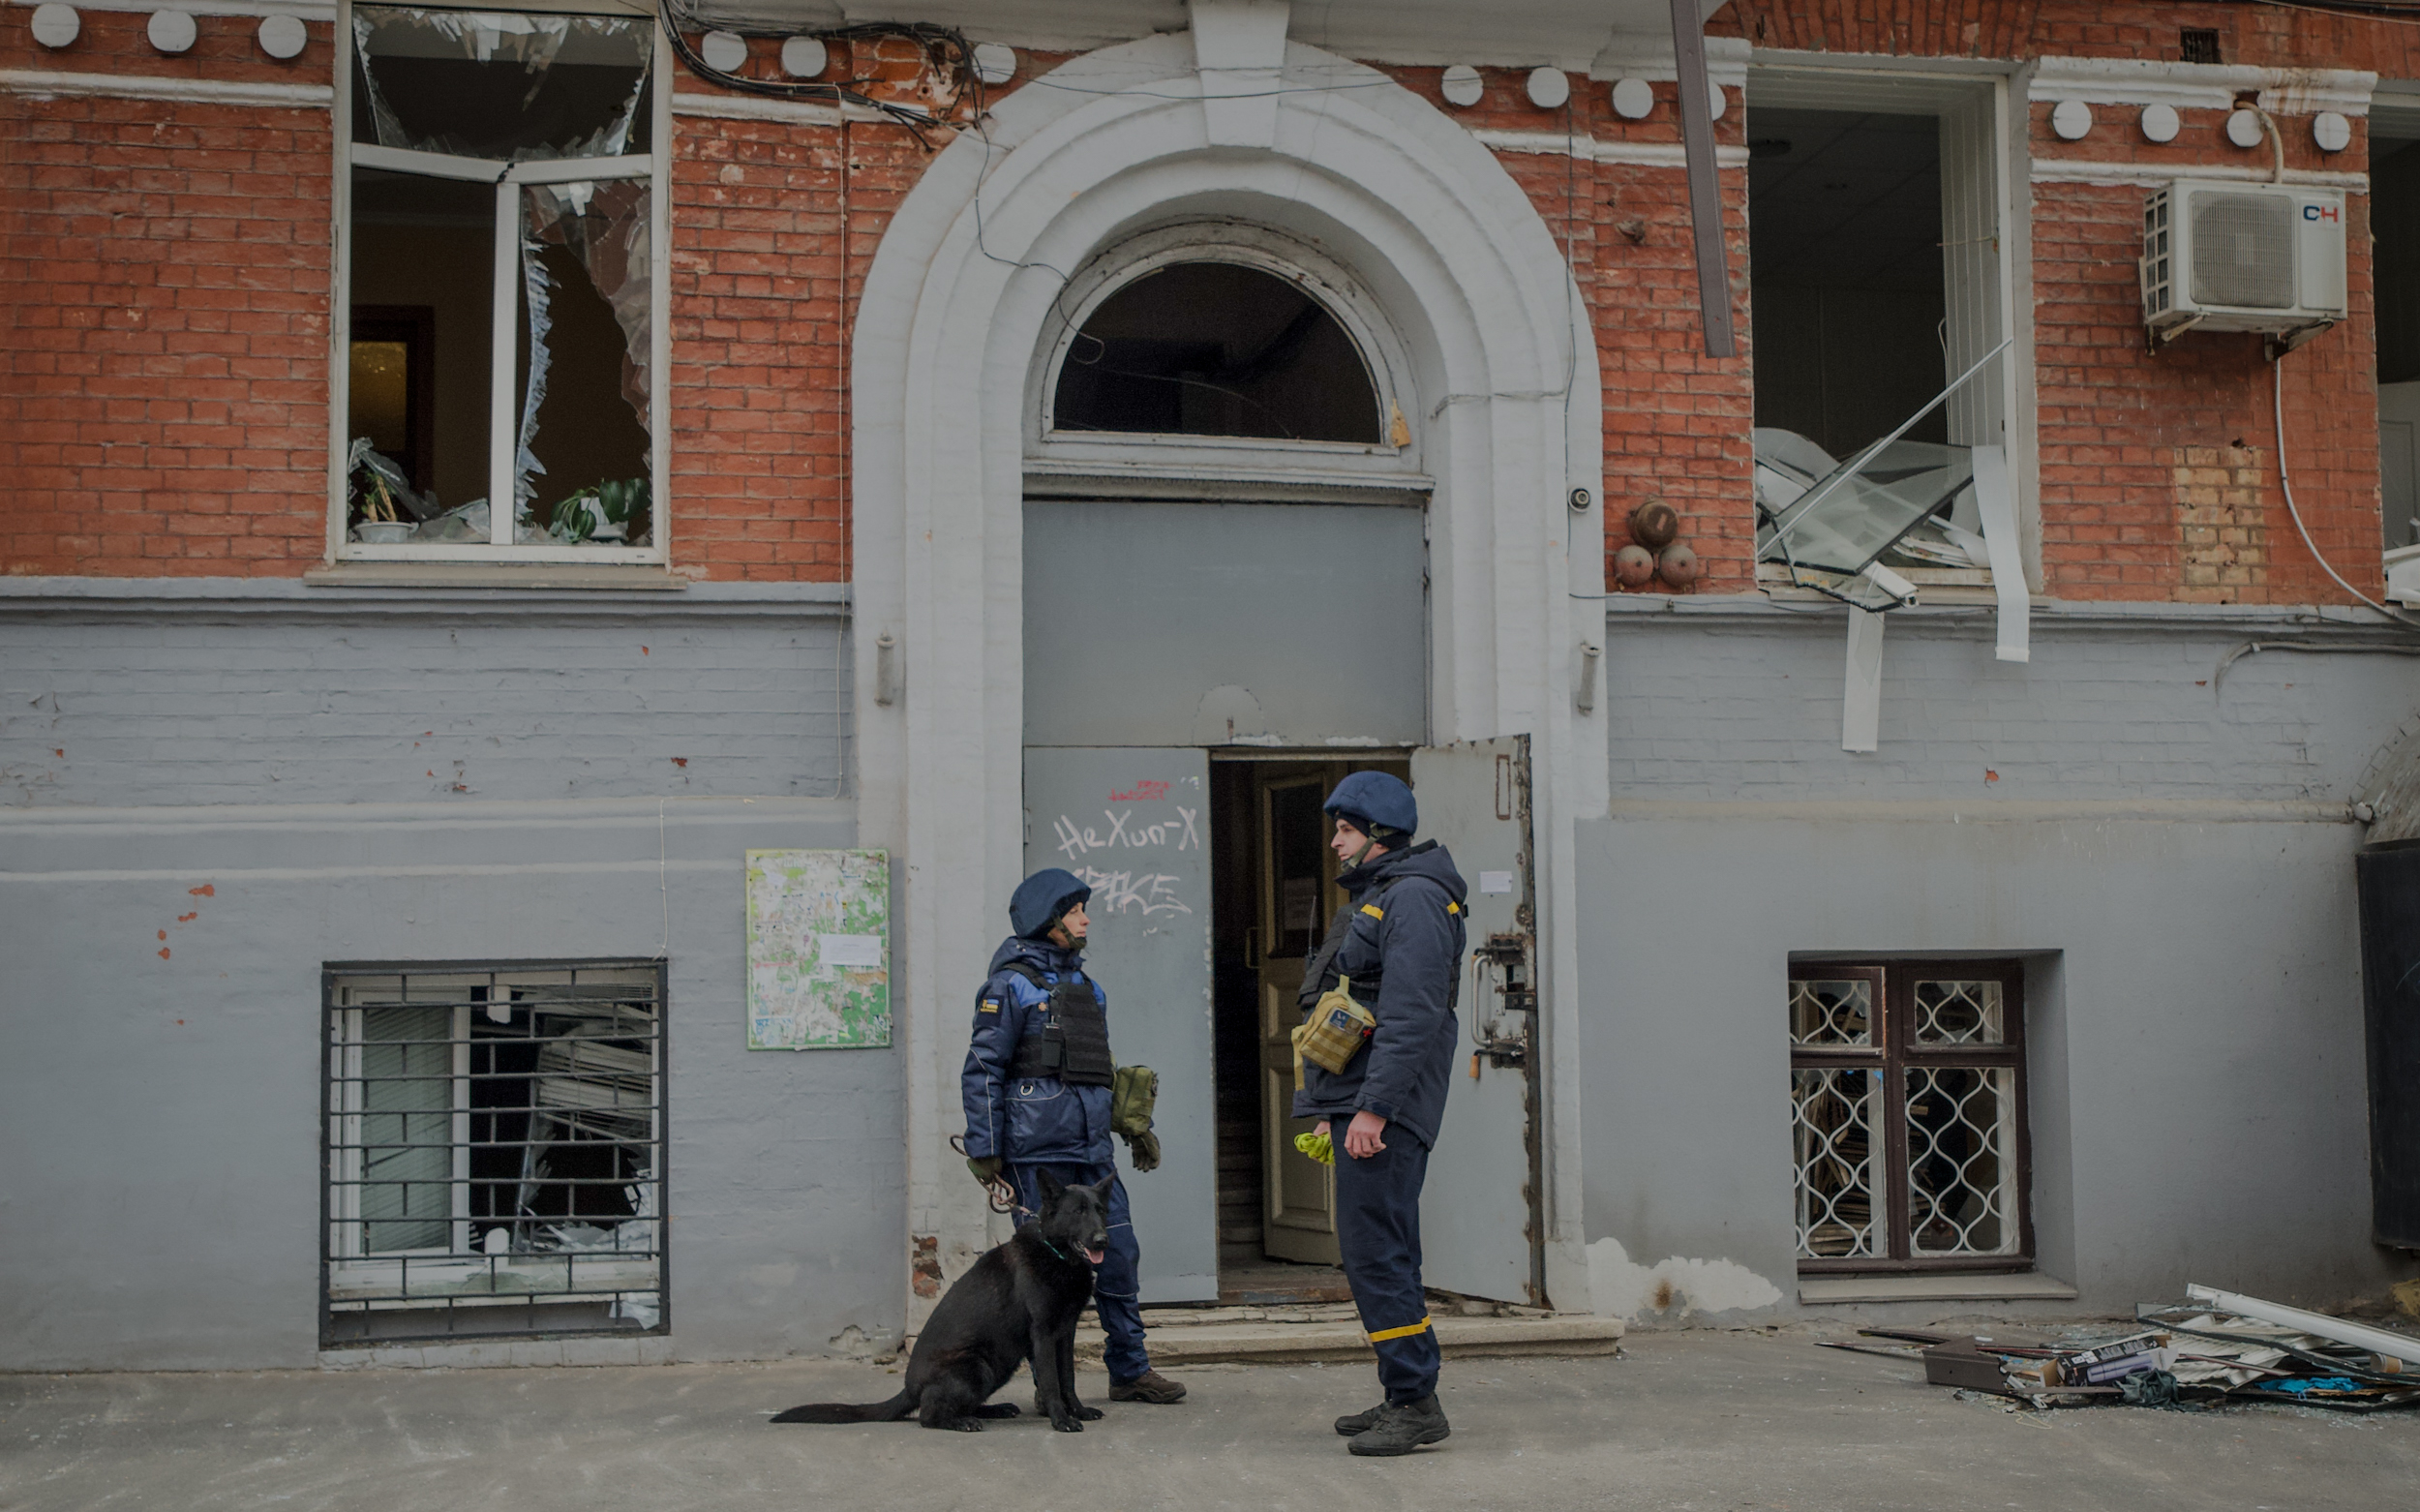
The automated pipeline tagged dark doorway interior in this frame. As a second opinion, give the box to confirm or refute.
[1206,753,1407,1304]
[1748,107,1950,456]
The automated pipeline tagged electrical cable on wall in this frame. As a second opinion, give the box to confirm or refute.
[655,0,981,145]
[2271,350,2420,627]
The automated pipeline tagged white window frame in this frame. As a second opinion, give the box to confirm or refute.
[328,4,673,564]
[1743,61,2033,596]
[1023,223,1431,496]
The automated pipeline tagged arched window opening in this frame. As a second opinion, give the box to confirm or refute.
[1051,262,1383,442]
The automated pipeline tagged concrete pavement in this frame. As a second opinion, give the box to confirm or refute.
[5,1329,2415,1511]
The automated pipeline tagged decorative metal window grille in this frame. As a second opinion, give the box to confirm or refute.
[1790,961,2030,1272]
[321,961,666,1345]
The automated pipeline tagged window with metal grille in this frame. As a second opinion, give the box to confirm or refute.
[1790,960,2030,1272]
[321,961,666,1345]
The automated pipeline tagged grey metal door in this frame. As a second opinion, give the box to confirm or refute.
[1021,746,1219,1303]
[1410,735,1542,1305]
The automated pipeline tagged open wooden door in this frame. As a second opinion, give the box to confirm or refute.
[1255,768,1340,1264]
[1410,735,1543,1305]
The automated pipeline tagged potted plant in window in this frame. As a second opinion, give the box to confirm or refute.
[348,438,425,544]
[549,477,648,544]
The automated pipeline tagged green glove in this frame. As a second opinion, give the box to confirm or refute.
[966,1155,1002,1186]
[1125,1129,1162,1173]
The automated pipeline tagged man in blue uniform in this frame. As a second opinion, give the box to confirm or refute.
[1294,771,1467,1456]
[959,866,1186,1406]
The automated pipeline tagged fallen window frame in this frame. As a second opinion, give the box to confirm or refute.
[329,6,672,564]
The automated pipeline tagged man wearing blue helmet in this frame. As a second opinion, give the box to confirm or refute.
[958,865,1185,1405]
[1296,769,1468,1456]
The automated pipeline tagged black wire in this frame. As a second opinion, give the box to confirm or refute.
[654,2,983,147]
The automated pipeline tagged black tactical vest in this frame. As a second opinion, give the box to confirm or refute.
[999,963,1115,1087]
[1297,874,1458,1016]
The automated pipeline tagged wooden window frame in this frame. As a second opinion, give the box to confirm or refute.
[1791,957,2033,1274]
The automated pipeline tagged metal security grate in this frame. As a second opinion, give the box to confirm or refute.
[1793,1067,1881,1258]
[1789,961,2030,1272]
[321,961,667,1346]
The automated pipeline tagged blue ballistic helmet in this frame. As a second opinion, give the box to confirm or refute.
[1011,866,1093,939]
[1322,771,1417,840]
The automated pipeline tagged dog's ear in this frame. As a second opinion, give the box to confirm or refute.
[1091,1174,1116,1203]
[1033,1167,1067,1203]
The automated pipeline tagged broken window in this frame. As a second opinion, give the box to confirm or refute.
[322,963,665,1344]
[340,8,659,555]
[1051,262,1385,443]
[1791,960,2030,1273]
[1745,84,2019,614]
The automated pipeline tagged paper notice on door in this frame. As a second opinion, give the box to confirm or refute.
[814,932,886,968]
[1478,870,1514,894]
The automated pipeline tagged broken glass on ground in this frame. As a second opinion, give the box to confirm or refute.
[1819,1287,2420,1411]
[351,7,652,163]
[513,179,652,546]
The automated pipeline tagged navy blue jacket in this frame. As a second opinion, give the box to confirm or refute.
[959,935,1114,1165]
[1291,840,1468,1149]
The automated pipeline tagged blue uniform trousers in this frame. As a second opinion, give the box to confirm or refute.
[1335,1134,1440,1404]
[1008,1161,1150,1383]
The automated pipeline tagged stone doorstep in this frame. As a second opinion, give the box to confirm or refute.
[1075,1312,1626,1366]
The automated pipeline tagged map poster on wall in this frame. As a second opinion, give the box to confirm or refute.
[744,849,891,1049]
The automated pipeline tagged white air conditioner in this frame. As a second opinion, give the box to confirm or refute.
[2141,179,2346,351]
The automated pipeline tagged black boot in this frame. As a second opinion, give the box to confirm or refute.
[1333,1402,1386,1436]
[1345,1394,1450,1456]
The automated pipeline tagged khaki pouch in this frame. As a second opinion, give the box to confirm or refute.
[1291,975,1376,1083]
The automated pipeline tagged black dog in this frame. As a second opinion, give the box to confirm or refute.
[771,1169,1113,1433]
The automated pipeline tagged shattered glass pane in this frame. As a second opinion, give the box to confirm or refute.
[352,7,652,162]
[1759,436,1979,578]
[514,180,652,546]
[348,167,494,542]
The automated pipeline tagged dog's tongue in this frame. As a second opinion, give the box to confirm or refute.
[1083,1245,1105,1265]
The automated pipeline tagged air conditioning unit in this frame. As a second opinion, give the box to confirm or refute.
[2141,179,2346,351]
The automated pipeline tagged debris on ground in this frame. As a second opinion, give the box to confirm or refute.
[1817,1282,2420,1412]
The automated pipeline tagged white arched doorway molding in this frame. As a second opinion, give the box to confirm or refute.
[850,19,1609,1318]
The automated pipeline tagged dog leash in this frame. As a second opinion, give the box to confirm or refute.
[948,1134,1030,1216]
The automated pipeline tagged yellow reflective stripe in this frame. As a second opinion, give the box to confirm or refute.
[1366,1315,1432,1343]
[1361,903,1385,919]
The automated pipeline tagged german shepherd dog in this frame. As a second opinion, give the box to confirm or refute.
[771,1170,1114,1433]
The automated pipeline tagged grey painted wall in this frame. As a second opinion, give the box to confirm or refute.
[0,584,894,1372]
[0,798,900,1372]
[1578,599,2420,1320]
[0,582,850,808]
[1605,599,2420,801]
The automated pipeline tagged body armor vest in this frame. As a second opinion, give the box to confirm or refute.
[998,964,1115,1087]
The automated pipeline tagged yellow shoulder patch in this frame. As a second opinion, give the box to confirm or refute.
[1360,903,1385,919]
[980,999,1000,1013]
[1447,901,1460,915]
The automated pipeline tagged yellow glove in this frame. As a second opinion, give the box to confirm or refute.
[1293,1129,1334,1166]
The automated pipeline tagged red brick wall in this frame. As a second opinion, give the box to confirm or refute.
[1,13,336,576]
[1709,0,2404,604]
[4,7,2410,606]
